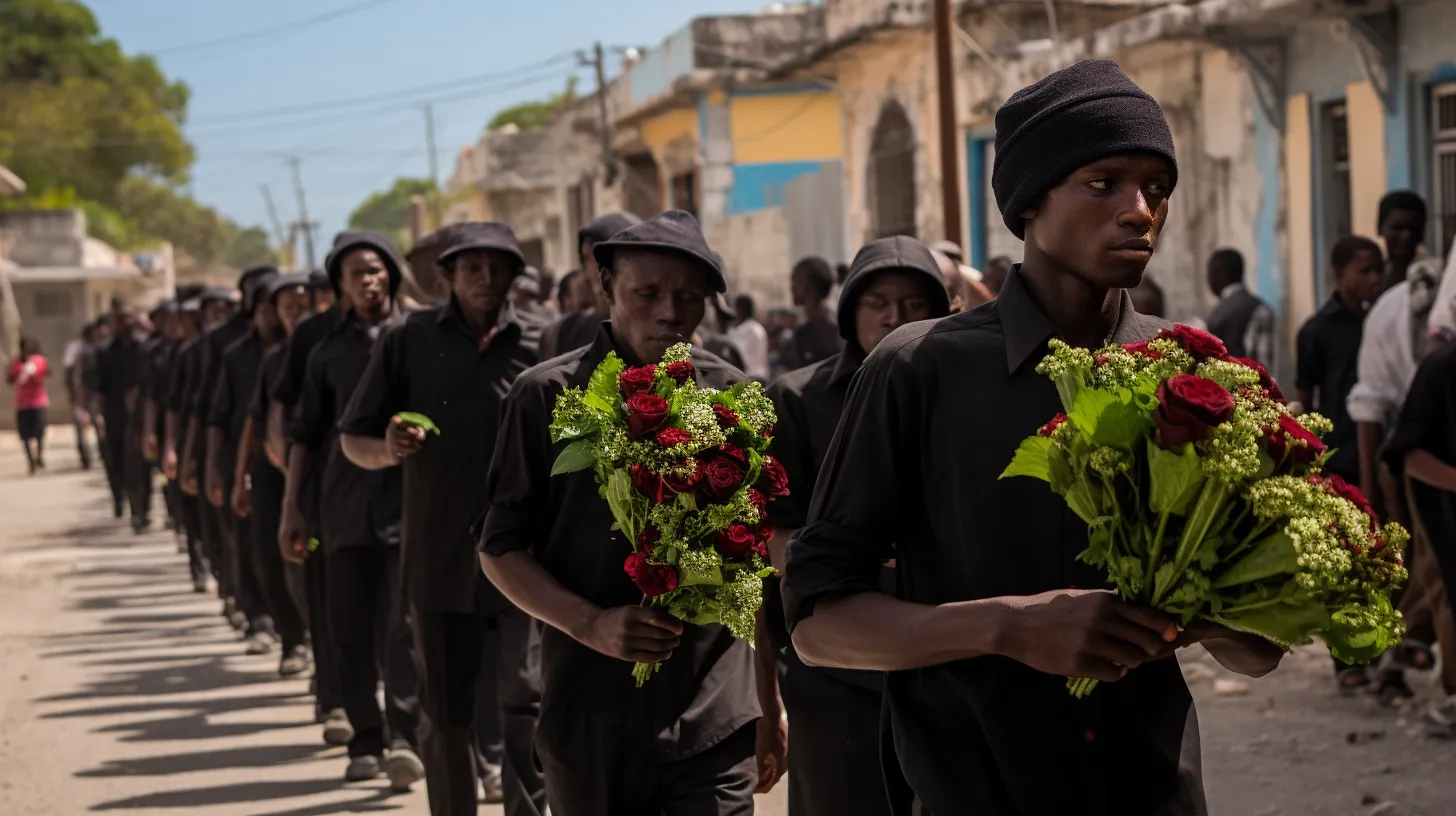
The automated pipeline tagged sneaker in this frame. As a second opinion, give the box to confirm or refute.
[113,500,124,519]
[131,516,149,534]
[244,632,275,656]
[344,755,382,782]
[383,747,425,792]
[191,575,209,594]
[480,762,504,804]
[1423,696,1456,737]
[278,646,310,677]
[322,709,354,747]
[228,611,249,633]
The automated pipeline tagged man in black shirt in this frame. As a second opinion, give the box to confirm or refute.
[479,210,786,815]
[281,232,423,789]
[766,235,949,816]
[1296,235,1385,485]
[340,222,547,816]
[93,309,150,531]
[538,212,640,360]
[784,256,842,373]
[782,60,1281,816]
[163,298,210,591]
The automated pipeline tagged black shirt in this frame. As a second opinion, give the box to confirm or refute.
[1386,342,1456,604]
[95,337,145,420]
[208,332,267,484]
[251,345,286,427]
[786,314,843,371]
[271,304,345,409]
[193,314,250,424]
[1296,295,1364,480]
[339,299,541,614]
[782,269,1205,816]
[479,323,761,760]
[538,308,605,361]
[292,313,402,550]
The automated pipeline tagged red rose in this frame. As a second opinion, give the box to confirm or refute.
[752,523,774,558]
[1038,413,1068,437]
[756,456,790,498]
[663,467,699,494]
[716,524,756,558]
[626,393,670,439]
[1154,374,1236,447]
[656,427,692,447]
[624,551,678,597]
[1266,414,1326,465]
[665,361,695,383]
[747,488,767,515]
[1230,356,1284,403]
[710,443,747,464]
[697,457,746,503]
[1156,325,1228,360]
[638,525,661,553]
[1123,341,1163,359]
[630,463,667,502]
[712,403,741,428]
[1314,474,1374,519]
[619,364,658,398]
[761,425,774,438]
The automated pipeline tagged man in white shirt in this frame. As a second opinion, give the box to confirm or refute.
[63,327,95,470]
[728,293,770,381]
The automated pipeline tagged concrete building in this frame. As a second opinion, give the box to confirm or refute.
[0,164,26,362]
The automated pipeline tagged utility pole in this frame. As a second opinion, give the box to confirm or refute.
[578,42,617,187]
[423,104,442,225]
[933,0,963,247]
[260,185,286,248]
[288,157,317,271]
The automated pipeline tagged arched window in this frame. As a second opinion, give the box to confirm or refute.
[867,100,916,240]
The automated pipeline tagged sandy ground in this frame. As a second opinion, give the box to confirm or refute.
[1,428,1454,815]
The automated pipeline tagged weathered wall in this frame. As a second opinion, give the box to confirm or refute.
[825,0,929,42]
[706,207,792,308]
[0,210,87,268]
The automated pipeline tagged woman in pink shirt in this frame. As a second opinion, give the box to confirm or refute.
[7,337,51,474]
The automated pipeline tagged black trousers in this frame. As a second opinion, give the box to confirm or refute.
[223,509,272,634]
[412,604,546,816]
[539,718,756,816]
[248,462,304,650]
[305,550,343,714]
[102,419,151,522]
[177,491,208,583]
[325,546,419,758]
[779,661,893,816]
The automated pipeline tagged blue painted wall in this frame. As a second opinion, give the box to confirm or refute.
[965,135,991,270]
[728,161,825,213]
[629,26,695,107]
[1253,102,1284,315]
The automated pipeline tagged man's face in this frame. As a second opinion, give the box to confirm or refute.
[110,312,136,340]
[254,301,282,339]
[790,269,814,308]
[855,270,936,354]
[604,250,709,364]
[1337,248,1386,307]
[340,248,391,312]
[1380,208,1423,264]
[313,288,336,313]
[445,249,516,316]
[1022,153,1172,291]
[275,287,310,335]
[201,300,231,329]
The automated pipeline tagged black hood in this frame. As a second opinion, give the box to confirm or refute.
[578,212,642,251]
[837,236,951,349]
[325,231,404,296]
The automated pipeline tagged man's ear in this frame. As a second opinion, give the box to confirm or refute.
[599,268,616,303]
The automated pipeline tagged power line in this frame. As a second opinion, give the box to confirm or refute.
[150,0,404,57]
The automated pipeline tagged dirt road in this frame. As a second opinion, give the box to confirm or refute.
[1,431,1453,815]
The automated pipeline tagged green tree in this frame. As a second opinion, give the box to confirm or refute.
[222,225,277,269]
[348,177,435,249]
[487,76,579,132]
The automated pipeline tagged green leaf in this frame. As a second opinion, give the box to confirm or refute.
[1047,446,1076,494]
[1064,479,1105,525]
[1213,531,1297,588]
[394,412,441,435]
[1214,598,1330,650]
[582,391,615,415]
[550,439,597,476]
[680,560,724,588]
[603,468,642,541]
[999,436,1054,482]
[1070,388,1150,450]
[1147,439,1205,516]
[587,353,625,405]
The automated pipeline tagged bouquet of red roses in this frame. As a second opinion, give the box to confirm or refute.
[1002,325,1407,697]
[549,342,787,685]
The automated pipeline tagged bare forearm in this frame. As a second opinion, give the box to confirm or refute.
[164,411,178,452]
[265,401,288,470]
[480,550,601,643]
[767,528,796,572]
[792,592,1009,671]
[142,401,158,437]
[234,418,257,489]
[1406,450,1456,493]
[205,427,225,480]
[283,445,314,516]
[340,433,394,470]
[181,423,199,472]
[754,607,781,715]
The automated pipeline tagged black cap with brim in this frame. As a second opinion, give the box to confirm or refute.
[201,286,236,304]
[837,236,952,347]
[591,210,727,293]
[261,272,310,305]
[325,231,403,296]
[436,222,527,270]
[307,270,330,290]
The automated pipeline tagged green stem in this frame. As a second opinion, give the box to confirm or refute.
[1218,596,1289,615]
[1153,479,1230,605]
[1224,519,1276,562]
[1142,511,1172,602]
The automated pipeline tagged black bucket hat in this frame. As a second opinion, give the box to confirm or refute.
[436,222,526,270]
[261,272,310,305]
[306,269,330,291]
[578,212,642,252]
[325,231,404,296]
[837,236,951,348]
[591,210,727,293]
[246,270,279,313]
[200,285,236,304]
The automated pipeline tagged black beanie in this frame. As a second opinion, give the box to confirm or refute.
[837,236,951,350]
[592,210,727,293]
[992,60,1177,240]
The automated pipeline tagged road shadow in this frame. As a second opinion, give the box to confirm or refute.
[77,743,327,778]
[89,779,349,810]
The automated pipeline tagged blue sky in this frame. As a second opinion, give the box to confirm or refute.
[87,0,768,250]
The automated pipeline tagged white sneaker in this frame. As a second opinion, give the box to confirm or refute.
[322,709,354,747]
[384,746,425,792]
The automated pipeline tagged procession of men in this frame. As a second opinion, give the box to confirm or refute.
[61,60,1365,816]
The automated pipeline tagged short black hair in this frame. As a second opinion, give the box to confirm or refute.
[835,263,850,285]
[1378,190,1427,231]
[734,293,756,318]
[792,256,835,300]
[988,255,1013,272]
[1208,248,1244,281]
[1331,235,1382,271]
